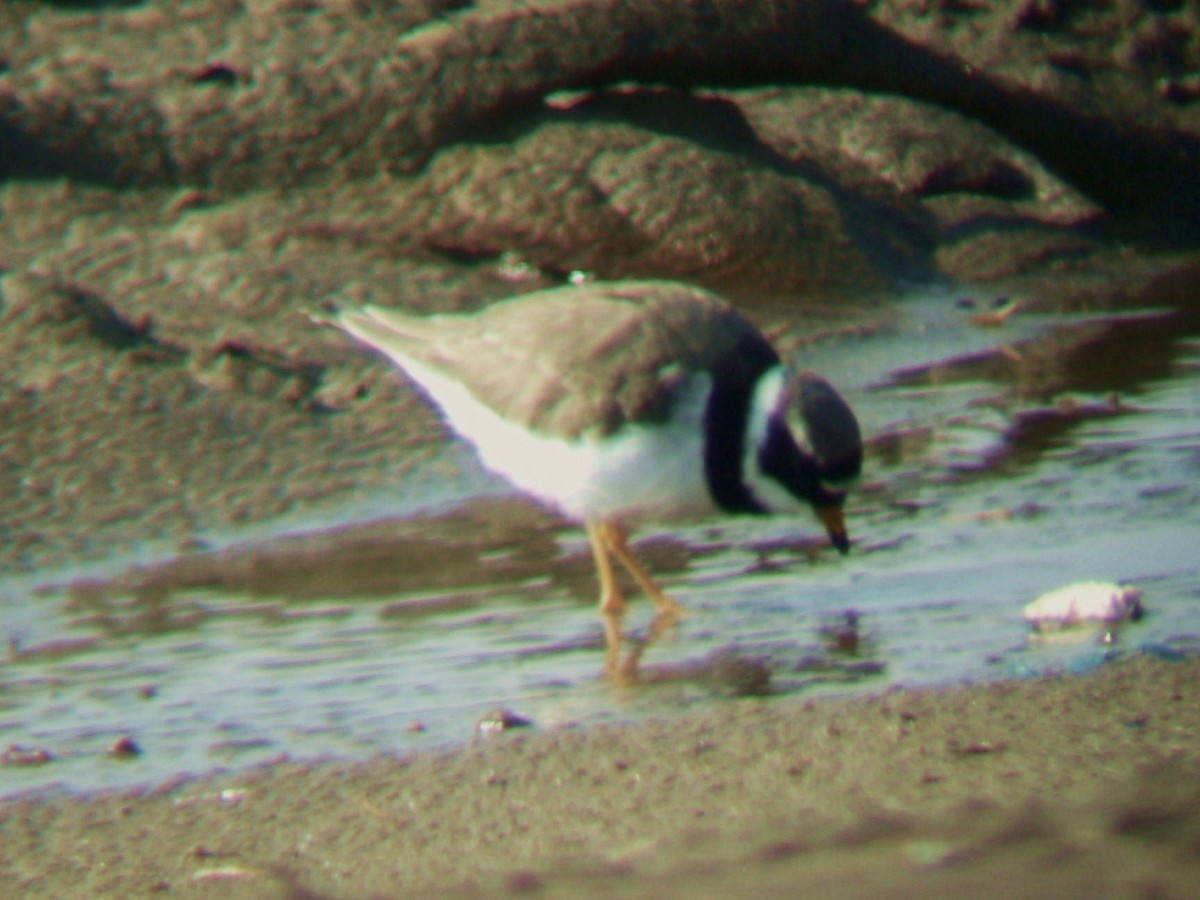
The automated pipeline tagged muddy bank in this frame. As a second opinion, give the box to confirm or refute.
[2,653,1198,897]
[2,0,1200,573]
[1,249,1197,575]
[3,0,1199,232]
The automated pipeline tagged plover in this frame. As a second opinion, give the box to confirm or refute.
[321,280,862,676]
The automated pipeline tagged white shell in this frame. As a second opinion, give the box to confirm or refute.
[1022,581,1144,629]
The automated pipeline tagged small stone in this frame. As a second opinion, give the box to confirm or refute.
[476,708,534,737]
[109,736,142,758]
[1,744,54,766]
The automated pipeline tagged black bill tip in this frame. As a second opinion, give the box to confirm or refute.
[818,505,851,555]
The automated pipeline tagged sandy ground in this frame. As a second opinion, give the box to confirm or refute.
[2,653,1198,897]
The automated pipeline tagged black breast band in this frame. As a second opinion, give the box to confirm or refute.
[701,337,779,515]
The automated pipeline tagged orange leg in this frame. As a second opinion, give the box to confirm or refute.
[599,522,688,620]
[586,521,688,679]
[586,521,626,675]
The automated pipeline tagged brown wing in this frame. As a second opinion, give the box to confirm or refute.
[347,280,778,440]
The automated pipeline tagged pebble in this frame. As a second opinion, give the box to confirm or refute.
[476,708,534,738]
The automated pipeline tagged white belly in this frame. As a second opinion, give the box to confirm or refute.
[401,359,716,523]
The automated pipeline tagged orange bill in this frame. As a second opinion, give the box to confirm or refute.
[818,505,851,555]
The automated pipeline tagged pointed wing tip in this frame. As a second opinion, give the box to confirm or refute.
[308,305,384,334]
[307,309,337,329]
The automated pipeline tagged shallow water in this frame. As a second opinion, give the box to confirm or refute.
[2,285,1198,799]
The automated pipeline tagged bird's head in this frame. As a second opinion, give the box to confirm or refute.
[754,369,863,554]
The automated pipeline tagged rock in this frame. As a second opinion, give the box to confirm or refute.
[403,114,902,301]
